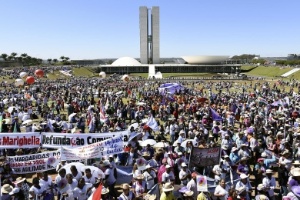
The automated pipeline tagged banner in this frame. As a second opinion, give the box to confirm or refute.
[116,166,133,185]
[189,146,221,169]
[41,131,129,148]
[196,175,208,192]
[61,134,124,160]
[0,132,41,149]
[7,150,60,174]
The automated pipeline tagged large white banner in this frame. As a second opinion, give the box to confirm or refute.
[41,131,129,148]
[7,150,60,174]
[0,132,41,149]
[61,134,124,160]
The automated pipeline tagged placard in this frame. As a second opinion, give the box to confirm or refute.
[189,146,221,169]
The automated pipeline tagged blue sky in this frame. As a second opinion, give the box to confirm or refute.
[0,0,299,59]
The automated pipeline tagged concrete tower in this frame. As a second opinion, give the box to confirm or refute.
[139,6,160,64]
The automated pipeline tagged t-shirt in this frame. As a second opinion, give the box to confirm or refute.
[162,171,175,183]
[29,185,46,199]
[143,170,156,189]
[73,183,93,200]
[214,185,229,200]
[83,175,97,185]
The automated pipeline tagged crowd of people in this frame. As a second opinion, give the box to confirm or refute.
[1,66,300,200]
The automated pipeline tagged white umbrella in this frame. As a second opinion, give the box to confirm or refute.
[153,142,169,148]
[62,162,85,174]
[20,72,28,78]
[128,132,142,142]
[7,106,18,113]
[22,119,33,126]
[180,139,197,148]
[127,123,139,131]
[68,113,77,122]
[81,166,105,179]
[141,139,157,147]
[99,71,106,78]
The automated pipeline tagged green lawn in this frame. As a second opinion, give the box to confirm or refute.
[241,65,257,71]
[72,67,96,77]
[245,66,293,77]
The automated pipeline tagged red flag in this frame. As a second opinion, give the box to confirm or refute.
[92,184,102,200]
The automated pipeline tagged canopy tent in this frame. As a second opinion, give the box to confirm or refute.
[158,83,184,95]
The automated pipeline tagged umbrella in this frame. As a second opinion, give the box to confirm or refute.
[68,113,77,122]
[128,132,142,142]
[62,162,85,174]
[140,139,157,147]
[153,142,169,148]
[127,123,139,131]
[22,119,33,126]
[8,106,18,113]
[180,139,197,148]
[81,166,105,179]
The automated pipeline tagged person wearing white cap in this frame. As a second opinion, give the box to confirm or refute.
[161,165,175,185]
[179,163,190,185]
[143,164,156,191]
[262,169,276,200]
[235,174,252,200]
[175,152,187,171]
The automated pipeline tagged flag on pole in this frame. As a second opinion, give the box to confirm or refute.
[88,184,102,200]
[210,108,223,121]
[146,115,159,131]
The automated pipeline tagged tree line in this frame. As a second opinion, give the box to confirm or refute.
[0,52,73,66]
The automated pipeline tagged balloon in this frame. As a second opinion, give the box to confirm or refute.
[15,79,24,87]
[122,74,130,82]
[35,69,44,78]
[99,71,106,78]
[20,72,28,79]
[26,76,35,85]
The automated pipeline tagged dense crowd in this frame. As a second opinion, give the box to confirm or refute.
[1,67,300,200]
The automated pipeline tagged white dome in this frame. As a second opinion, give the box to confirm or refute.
[181,55,229,64]
[111,57,141,66]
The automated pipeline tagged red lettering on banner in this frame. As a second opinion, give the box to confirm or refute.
[2,136,40,147]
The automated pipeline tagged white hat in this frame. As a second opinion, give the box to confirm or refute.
[181,163,187,167]
[257,184,265,191]
[178,152,183,156]
[292,168,300,176]
[1,184,13,194]
[166,165,171,169]
[236,186,246,195]
[231,147,238,152]
[103,160,111,167]
[122,183,131,190]
[162,182,174,192]
[266,169,273,174]
[101,187,110,194]
[261,152,267,158]
[183,190,194,197]
[240,173,249,179]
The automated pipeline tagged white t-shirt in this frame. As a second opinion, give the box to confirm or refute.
[179,169,190,185]
[104,168,116,185]
[29,185,46,200]
[83,175,97,185]
[72,172,82,182]
[59,184,74,200]
[73,183,93,200]
[39,176,53,193]
[143,170,156,189]
[162,171,175,183]
[214,185,229,200]
[68,179,78,190]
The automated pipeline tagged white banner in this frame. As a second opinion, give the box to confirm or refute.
[116,166,133,185]
[0,132,41,149]
[7,150,60,174]
[61,134,124,160]
[41,131,129,148]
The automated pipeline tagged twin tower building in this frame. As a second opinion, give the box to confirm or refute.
[139,6,160,64]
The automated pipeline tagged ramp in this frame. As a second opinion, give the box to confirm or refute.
[281,68,300,77]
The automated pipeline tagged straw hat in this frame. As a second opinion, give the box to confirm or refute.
[142,152,150,157]
[122,183,131,190]
[292,160,300,165]
[144,194,156,200]
[181,163,187,167]
[1,184,13,194]
[183,190,194,197]
[257,184,266,191]
[165,165,171,169]
[265,169,273,174]
[236,186,246,195]
[162,182,174,192]
[14,177,26,184]
[240,173,249,179]
[101,187,110,195]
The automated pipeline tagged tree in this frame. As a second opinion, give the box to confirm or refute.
[65,57,70,61]
[53,59,58,63]
[47,58,52,65]
[60,56,65,61]
[0,53,8,61]
[20,53,28,58]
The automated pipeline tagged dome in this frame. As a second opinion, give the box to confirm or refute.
[111,57,141,66]
[181,56,229,64]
